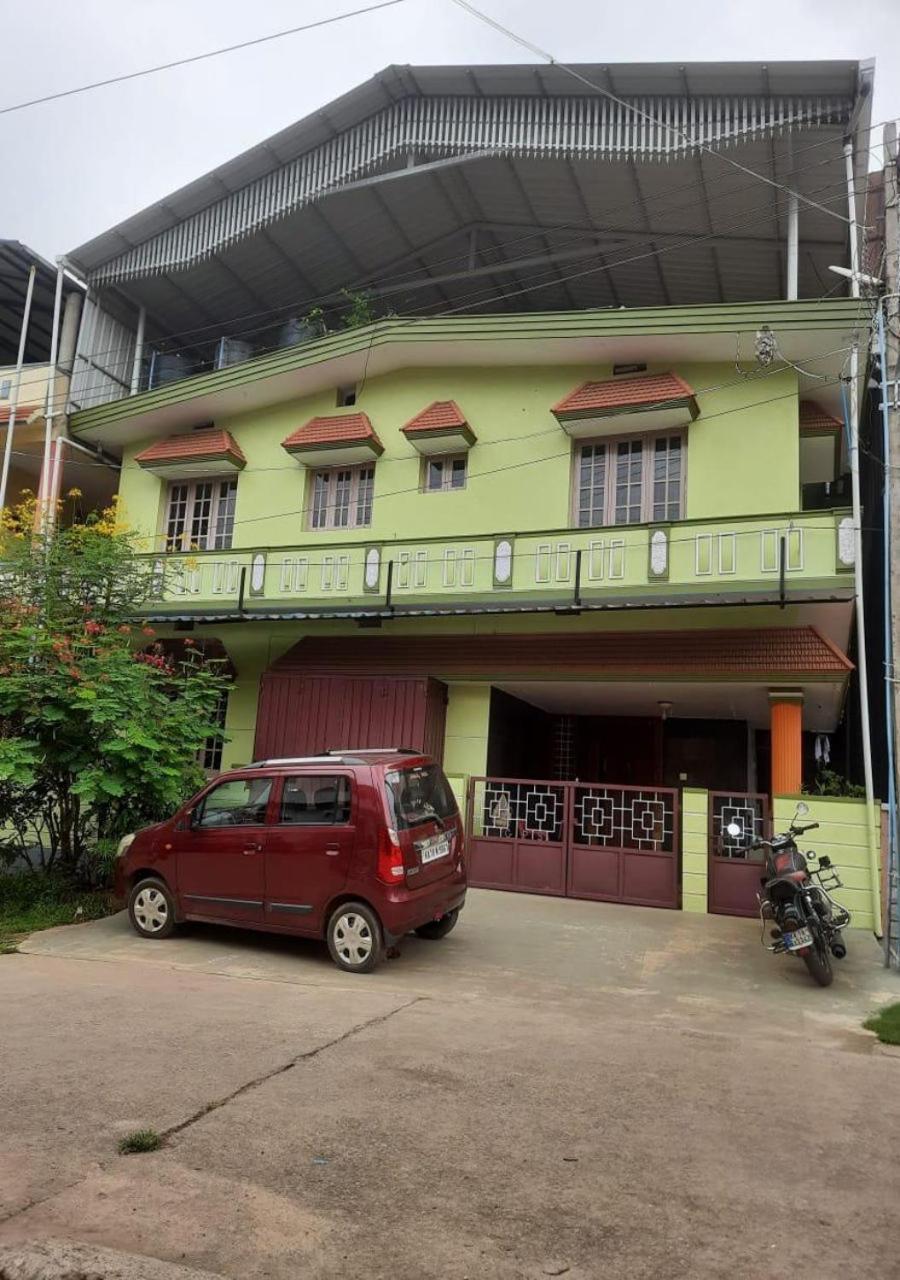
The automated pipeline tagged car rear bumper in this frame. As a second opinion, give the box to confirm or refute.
[379,877,467,943]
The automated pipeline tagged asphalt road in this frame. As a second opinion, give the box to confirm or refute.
[2,891,899,1280]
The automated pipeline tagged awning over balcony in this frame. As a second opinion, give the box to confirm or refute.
[401,400,477,455]
[281,412,384,467]
[135,427,246,477]
[552,371,699,438]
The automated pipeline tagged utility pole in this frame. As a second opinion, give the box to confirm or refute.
[883,122,900,966]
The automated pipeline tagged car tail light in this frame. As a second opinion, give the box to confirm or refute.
[376,827,405,885]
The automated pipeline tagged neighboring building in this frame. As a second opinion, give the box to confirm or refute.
[0,241,115,518]
[53,61,882,927]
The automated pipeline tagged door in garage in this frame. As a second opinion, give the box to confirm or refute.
[254,673,447,762]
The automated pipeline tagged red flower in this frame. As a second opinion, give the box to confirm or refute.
[141,625,155,636]
[118,624,132,635]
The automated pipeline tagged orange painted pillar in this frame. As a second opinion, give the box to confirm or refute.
[769,691,803,796]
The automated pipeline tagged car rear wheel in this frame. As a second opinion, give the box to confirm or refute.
[327,902,384,974]
[128,877,176,940]
[415,909,459,940]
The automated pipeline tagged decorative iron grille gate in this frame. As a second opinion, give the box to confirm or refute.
[466,776,679,908]
[708,791,769,917]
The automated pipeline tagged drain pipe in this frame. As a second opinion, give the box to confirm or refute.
[844,140,882,937]
[877,305,898,961]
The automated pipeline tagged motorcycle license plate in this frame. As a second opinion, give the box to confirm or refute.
[782,927,813,952]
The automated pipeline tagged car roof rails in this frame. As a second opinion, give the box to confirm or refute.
[325,746,420,756]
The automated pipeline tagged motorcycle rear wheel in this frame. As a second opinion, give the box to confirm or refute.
[803,935,834,987]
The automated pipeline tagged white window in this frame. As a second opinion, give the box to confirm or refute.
[574,434,684,528]
[165,478,237,551]
[424,454,467,492]
[309,464,374,530]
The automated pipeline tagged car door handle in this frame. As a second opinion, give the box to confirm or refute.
[325,847,340,857]
[243,842,262,855]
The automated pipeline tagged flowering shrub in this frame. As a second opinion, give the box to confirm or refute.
[0,497,231,875]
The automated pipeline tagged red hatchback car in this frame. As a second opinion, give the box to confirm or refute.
[114,750,467,973]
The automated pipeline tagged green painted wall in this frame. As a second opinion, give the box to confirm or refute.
[116,360,803,553]
[681,788,709,913]
[773,795,882,934]
[443,683,492,781]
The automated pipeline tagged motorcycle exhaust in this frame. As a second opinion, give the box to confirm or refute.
[830,934,847,960]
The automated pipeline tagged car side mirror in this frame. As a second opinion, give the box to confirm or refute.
[795,801,809,817]
[188,808,200,829]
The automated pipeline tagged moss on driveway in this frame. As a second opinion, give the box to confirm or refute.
[0,875,114,953]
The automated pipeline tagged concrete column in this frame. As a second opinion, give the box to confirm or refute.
[681,787,709,913]
[769,690,804,795]
[443,683,491,784]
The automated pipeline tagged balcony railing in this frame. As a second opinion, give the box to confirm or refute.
[141,509,855,615]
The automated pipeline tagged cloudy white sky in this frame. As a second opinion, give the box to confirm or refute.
[4,0,899,263]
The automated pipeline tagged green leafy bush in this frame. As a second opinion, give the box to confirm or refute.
[0,497,231,877]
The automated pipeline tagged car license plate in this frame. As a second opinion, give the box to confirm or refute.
[419,833,450,864]
[783,926,813,951]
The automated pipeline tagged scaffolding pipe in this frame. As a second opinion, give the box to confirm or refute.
[130,306,146,395]
[843,135,881,934]
[38,262,65,531]
[0,264,37,513]
[786,194,799,300]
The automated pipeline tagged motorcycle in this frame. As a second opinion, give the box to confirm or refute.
[725,801,851,987]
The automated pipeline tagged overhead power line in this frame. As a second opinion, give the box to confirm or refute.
[0,0,408,117]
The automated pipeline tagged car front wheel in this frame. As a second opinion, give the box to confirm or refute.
[415,909,459,940]
[327,902,384,973]
[128,877,176,940]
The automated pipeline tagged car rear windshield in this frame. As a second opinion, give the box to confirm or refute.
[384,763,458,831]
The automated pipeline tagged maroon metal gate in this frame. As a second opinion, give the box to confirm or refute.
[466,776,679,909]
[708,791,769,917]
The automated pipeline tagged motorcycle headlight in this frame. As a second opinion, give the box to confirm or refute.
[116,833,136,858]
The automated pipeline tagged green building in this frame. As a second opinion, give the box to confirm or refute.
[55,61,881,925]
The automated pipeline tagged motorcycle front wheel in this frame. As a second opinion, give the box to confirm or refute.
[803,934,834,987]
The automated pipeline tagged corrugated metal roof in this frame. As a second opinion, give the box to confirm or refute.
[62,60,872,363]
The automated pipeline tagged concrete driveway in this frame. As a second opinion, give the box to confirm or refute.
[2,891,899,1280]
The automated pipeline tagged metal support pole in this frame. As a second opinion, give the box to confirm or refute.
[130,306,146,396]
[842,138,881,936]
[0,264,37,512]
[38,263,65,532]
[778,535,786,608]
[786,194,799,301]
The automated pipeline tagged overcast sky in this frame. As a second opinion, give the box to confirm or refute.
[4,0,899,264]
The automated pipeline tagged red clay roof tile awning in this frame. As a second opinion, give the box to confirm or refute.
[552,371,699,438]
[0,403,41,425]
[281,412,384,465]
[401,400,476,453]
[272,627,852,681]
[799,400,842,435]
[135,427,246,475]
[553,371,697,418]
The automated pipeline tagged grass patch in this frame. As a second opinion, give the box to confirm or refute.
[863,1003,900,1045]
[118,1128,163,1155]
[0,873,114,952]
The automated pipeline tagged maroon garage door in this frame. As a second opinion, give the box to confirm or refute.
[466,775,679,909]
[255,674,447,762]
